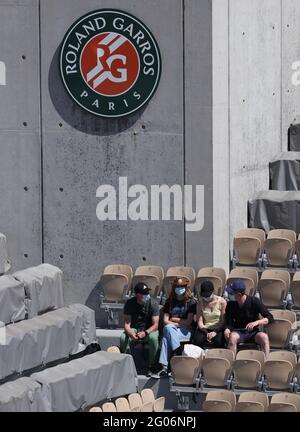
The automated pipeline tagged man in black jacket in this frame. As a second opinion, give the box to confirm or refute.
[224,280,274,356]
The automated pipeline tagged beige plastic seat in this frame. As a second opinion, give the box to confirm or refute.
[132,266,164,298]
[195,267,226,297]
[290,272,300,309]
[140,388,165,412]
[128,393,143,411]
[163,266,195,297]
[233,229,266,265]
[202,350,233,388]
[115,397,131,412]
[202,390,236,412]
[264,352,295,390]
[226,268,258,296]
[258,270,290,308]
[89,406,103,412]
[170,356,201,385]
[100,264,133,302]
[130,406,141,412]
[102,402,117,412]
[269,393,300,412]
[140,402,153,412]
[232,350,265,389]
[107,346,121,353]
[236,391,269,412]
[264,230,296,267]
[265,309,297,349]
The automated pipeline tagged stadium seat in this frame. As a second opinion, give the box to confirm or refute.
[115,397,131,412]
[140,402,153,412]
[0,275,26,324]
[89,406,102,412]
[264,229,296,267]
[232,350,265,390]
[226,268,258,296]
[201,349,234,388]
[235,391,269,412]
[194,267,226,297]
[132,266,164,299]
[202,390,236,412]
[128,393,143,411]
[233,228,265,266]
[263,351,296,391]
[0,377,45,412]
[102,402,117,412]
[163,267,195,298]
[170,356,201,386]
[290,272,300,311]
[258,270,290,308]
[99,264,133,326]
[107,346,121,353]
[268,393,300,412]
[140,389,165,412]
[265,309,297,349]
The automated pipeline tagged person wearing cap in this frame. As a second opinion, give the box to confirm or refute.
[191,281,227,349]
[224,280,274,356]
[152,277,196,378]
[120,282,159,375]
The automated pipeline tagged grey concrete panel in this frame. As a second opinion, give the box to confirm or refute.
[40,0,184,306]
[229,0,282,239]
[0,0,39,131]
[42,131,184,305]
[282,0,300,148]
[0,132,42,271]
[184,0,213,269]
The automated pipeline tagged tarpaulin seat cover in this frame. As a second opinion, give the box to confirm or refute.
[67,303,96,346]
[31,351,137,412]
[0,305,95,380]
[270,152,300,191]
[0,377,44,412]
[0,275,26,324]
[0,233,10,275]
[248,190,300,233]
[288,123,300,151]
[13,264,64,318]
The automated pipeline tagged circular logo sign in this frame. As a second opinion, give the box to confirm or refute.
[60,9,161,118]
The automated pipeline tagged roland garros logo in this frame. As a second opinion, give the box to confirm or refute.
[60,10,161,118]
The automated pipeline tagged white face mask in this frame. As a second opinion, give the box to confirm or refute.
[142,294,150,302]
[175,287,186,297]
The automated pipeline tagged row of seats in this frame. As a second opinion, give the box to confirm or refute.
[99,264,300,310]
[203,390,300,412]
[0,263,64,325]
[233,228,300,268]
[170,349,300,392]
[89,388,165,413]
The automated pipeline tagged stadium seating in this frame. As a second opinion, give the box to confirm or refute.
[226,268,258,296]
[170,356,201,386]
[231,350,265,390]
[163,266,195,298]
[268,393,300,412]
[194,267,226,297]
[202,390,236,412]
[258,270,290,308]
[265,309,298,349]
[263,351,297,391]
[0,377,44,412]
[140,388,165,412]
[290,272,300,311]
[132,266,164,299]
[107,345,121,353]
[89,406,102,412]
[102,402,117,412]
[201,349,234,388]
[235,391,269,412]
[233,228,265,267]
[264,229,296,267]
[0,275,26,324]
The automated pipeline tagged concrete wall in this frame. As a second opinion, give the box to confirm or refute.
[214,0,300,269]
[0,0,42,271]
[0,0,214,308]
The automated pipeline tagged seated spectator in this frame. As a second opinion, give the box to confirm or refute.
[191,281,226,349]
[224,280,274,356]
[120,282,159,376]
[152,277,196,378]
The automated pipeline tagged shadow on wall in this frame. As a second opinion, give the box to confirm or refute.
[48,46,145,136]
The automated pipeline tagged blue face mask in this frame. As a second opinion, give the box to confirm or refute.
[228,294,236,302]
[175,287,186,297]
[143,294,150,302]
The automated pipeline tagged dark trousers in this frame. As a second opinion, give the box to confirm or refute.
[192,328,224,349]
